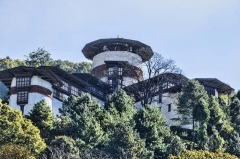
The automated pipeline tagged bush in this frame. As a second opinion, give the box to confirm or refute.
[0,144,35,159]
[168,150,238,159]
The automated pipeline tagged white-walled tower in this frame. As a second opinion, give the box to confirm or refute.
[82,38,153,90]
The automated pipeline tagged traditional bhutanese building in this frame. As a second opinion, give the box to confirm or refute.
[0,38,234,128]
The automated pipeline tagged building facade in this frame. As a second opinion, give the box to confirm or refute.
[0,38,234,128]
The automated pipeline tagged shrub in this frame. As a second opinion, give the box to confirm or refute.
[168,150,238,159]
[0,144,35,159]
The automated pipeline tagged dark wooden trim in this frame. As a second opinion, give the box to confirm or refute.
[10,85,52,99]
[92,64,143,81]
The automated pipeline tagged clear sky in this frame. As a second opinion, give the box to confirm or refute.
[0,1,240,90]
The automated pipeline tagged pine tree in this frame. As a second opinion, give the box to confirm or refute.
[166,135,186,156]
[26,99,55,143]
[225,131,240,157]
[177,80,210,150]
[134,106,170,158]
[59,94,104,152]
[206,96,225,151]
[104,90,152,158]
[50,136,79,158]
[106,122,153,159]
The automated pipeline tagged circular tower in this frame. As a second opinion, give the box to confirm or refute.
[82,38,153,90]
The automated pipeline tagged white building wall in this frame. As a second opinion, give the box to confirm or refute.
[31,76,53,91]
[10,93,52,115]
[160,93,179,126]
[9,76,53,115]
[52,98,62,116]
[134,92,181,126]
[11,77,16,87]
[215,89,218,97]
[92,51,142,69]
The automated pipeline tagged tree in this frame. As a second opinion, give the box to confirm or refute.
[50,136,79,158]
[166,135,186,156]
[123,49,183,107]
[224,131,240,157]
[0,56,26,71]
[177,80,210,150]
[104,89,136,130]
[0,144,35,159]
[236,90,240,100]
[58,94,104,152]
[103,90,152,158]
[26,100,55,143]
[105,122,153,159]
[206,96,226,151]
[0,100,46,155]
[54,60,91,73]
[229,97,240,127]
[134,106,171,158]
[168,150,238,159]
[25,47,53,67]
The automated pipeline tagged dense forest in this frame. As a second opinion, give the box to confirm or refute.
[1,48,240,158]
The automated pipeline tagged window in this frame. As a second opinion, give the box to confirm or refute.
[16,77,30,87]
[17,91,28,104]
[118,67,123,75]
[205,87,215,96]
[90,87,104,97]
[61,81,68,92]
[108,67,123,76]
[53,89,64,101]
[71,86,78,96]
[118,79,122,89]
[168,103,172,112]
[159,94,162,103]
[108,68,113,75]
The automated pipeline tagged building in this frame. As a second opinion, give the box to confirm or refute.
[0,38,234,127]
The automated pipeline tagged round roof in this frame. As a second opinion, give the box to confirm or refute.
[82,38,153,62]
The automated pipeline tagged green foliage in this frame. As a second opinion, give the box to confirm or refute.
[203,96,226,151]
[0,100,46,155]
[134,106,170,158]
[224,131,240,157]
[168,150,238,159]
[218,94,232,118]
[177,80,210,125]
[0,144,35,159]
[25,47,53,67]
[53,60,91,73]
[50,136,79,158]
[59,94,104,152]
[0,56,26,71]
[104,89,136,130]
[166,135,186,156]
[26,100,55,143]
[80,149,112,159]
[230,97,240,126]
[104,90,153,158]
[177,80,210,150]
[105,122,153,159]
[236,90,240,100]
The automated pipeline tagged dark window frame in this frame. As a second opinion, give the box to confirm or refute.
[16,77,31,87]
[17,91,28,104]
[168,103,172,112]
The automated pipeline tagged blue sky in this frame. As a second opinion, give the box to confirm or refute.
[0,1,240,90]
